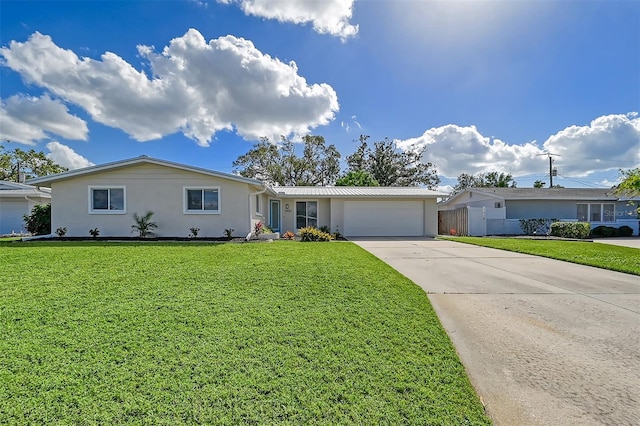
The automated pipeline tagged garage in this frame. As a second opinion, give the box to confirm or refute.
[343,200,424,237]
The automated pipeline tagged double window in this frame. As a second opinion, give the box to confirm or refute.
[184,187,220,213]
[296,201,317,228]
[89,187,125,213]
[577,203,615,222]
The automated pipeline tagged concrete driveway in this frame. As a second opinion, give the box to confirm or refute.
[351,237,640,426]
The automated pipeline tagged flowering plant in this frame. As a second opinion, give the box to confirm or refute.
[254,221,263,234]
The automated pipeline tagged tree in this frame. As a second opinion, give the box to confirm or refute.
[614,168,640,214]
[23,203,51,235]
[614,168,640,197]
[453,171,517,192]
[533,180,546,188]
[233,135,340,186]
[1,146,68,182]
[345,135,440,188]
[335,170,379,186]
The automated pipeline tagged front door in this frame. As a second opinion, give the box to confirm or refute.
[269,200,281,232]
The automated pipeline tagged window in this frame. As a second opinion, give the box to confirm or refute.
[184,187,219,213]
[494,202,502,208]
[89,187,125,213]
[255,194,262,215]
[577,204,588,222]
[577,203,615,223]
[296,201,317,228]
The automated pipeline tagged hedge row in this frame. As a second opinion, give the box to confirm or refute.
[549,222,591,239]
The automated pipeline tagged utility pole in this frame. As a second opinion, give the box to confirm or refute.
[538,153,560,187]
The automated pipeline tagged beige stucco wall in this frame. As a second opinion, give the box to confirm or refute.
[334,197,438,237]
[279,197,438,237]
[50,163,258,237]
[424,198,438,236]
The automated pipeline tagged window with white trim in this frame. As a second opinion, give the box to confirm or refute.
[89,187,125,213]
[255,194,262,215]
[296,201,317,228]
[577,203,615,223]
[184,187,220,213]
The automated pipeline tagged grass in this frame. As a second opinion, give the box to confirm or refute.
[0,237,21,242]
[0,241,490,425]
[441,237,640,275]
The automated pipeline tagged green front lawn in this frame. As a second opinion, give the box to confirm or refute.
[441,237,640,275]
[0,242,489,424]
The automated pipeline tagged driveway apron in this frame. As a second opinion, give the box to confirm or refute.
[351,237,640,426]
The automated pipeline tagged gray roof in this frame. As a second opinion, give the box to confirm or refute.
[469,187,620,200]
[274,186,445,198]
[0,181,51,198]
[441,187,634,205]
[26,156,266,187]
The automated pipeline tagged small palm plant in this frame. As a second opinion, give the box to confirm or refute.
[131,211,158,238]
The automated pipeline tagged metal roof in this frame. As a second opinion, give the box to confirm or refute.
[26,155,266,188]
[274,186,445,198]
[0,181,51,198]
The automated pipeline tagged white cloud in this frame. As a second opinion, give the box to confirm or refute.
[542,112,640,177]
[397,124,542,178]
[397,112,640,179]
[0,30,339,146]
[0,94,88,145]
[220,0,358,40]
[45,141,94,169]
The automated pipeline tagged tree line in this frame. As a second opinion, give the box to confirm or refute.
[232,134,440,188]
[0,146,67,182]
[3,140,638,197]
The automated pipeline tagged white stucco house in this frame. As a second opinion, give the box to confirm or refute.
[0,181,51,235]
[27,156,443,238]
[438,187,640,236]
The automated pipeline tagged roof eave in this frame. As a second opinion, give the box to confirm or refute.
[27,156,264,187]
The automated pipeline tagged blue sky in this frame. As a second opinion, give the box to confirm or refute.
[1,0,638,191]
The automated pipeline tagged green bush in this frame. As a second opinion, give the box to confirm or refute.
[23,203,51,235]
[519,218,557,235]
[618,225,634,237]
[590,225,619,238]
[550,222,591,239]
[298,227,332,242]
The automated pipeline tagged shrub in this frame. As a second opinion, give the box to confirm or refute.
[332,228,342,240]
[23,203,51,235]
[298,227,332,242]
[224,228,234,239]
[89,228,100,238]
[282,231,295,240]
[189,227,200,238]
[318,225,331,234]
[519,218,557,236]
[618,225,633,237]
[131,211,158,237]
[590,225,618,238]
[55,227,67,237]
[550,222,591,239]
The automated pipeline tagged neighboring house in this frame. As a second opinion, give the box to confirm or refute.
[438,187,640,236]
[27,156,443,238]
[0,181,51,235]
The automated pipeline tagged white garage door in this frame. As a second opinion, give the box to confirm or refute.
[343,200,424,237]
